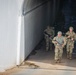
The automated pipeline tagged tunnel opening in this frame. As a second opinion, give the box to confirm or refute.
[23,0,76,69]
[54,0,76,33]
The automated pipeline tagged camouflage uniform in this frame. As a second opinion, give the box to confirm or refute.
[52,33,66,63]
[44,26,55,51]
[65,31,76,59]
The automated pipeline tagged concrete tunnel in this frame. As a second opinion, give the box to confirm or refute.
[0,0,76,70]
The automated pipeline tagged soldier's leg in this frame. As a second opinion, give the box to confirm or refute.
[67,44,70,59]
[50,41,52,50]
[69,46,73,59]
[46,38,49,51]
[55,48,59,63]
[59,49,63,63]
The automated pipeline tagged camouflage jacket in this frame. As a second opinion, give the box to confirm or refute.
[52,36,66,48]
[65,31,76,43]
[44,28,55,38]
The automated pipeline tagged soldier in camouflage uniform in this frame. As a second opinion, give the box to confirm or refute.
[50,27,55,50]
[52,31,66,63]
[65,27,76,59]
[44,26,55,51]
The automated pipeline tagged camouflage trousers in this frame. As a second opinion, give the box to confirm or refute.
[66,42,74,59]
[45,36,52,51]
[55,46,63,61]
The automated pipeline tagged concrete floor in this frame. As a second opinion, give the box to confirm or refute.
[12,41,76,75]
[12,69,76,75]
[26,41,76,69]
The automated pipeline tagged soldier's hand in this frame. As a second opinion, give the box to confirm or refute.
[62,44,64,48]
[55,41,58,44]
[67,36,70,38]
[71,38,74,41]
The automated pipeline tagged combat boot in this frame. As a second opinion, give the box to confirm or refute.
[57,60,60,63]
[69,54,72,60]
[55,59,60,63]
[55,60,57,63]
[58,59,61,63]
[55,59,58,63]
[67,54,69,59]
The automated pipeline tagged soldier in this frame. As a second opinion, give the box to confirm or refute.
[44,26,55,51]
[52,31,66,63]
[65,27,76,59]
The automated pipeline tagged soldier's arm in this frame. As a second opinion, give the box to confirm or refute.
[61,37,66,48]
[65,32,70,38]
[52,37,57,44]
[65,32,69,37]
[75,34,76,40]
[73,32,76,40]
[63,37,66,46]
[70,32,76,41]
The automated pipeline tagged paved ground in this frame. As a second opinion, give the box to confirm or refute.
[12,69,76,75]
[26,41,76,69]
[11,41,76,75]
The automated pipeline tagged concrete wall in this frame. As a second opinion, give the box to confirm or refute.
[0,0,55,70]
[23,1,53,58]
[0,0,19,70]
[0,0,25,70]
